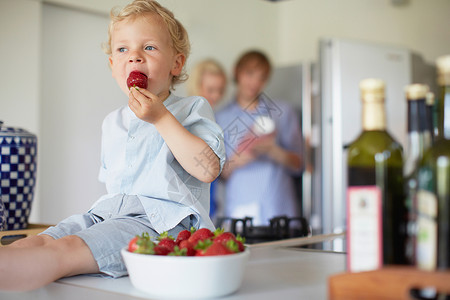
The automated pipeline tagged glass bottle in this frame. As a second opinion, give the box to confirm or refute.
[346,78,405,272]
[416,55,450,271]
[426,92,435,146]
[403,84,430,265]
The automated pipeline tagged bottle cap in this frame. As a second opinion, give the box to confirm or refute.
[404,84,429,100]
[426,92,435,106]
[436,54,450,86]
[360,78,386,130]
[360,78,385,102]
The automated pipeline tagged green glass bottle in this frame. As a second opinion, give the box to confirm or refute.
[416,55,450,271]
[403,84,430,265]
[346,78,405,272]
[426,91,435,146]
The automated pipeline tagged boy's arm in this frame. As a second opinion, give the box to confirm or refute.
[129,88,220,183]
[155,111,220,183]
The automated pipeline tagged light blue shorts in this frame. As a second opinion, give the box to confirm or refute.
[41,194,192,278]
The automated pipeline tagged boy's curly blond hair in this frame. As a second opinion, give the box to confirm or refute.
[103,0,190,87]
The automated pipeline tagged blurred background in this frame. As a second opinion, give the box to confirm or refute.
[1,0,449,236]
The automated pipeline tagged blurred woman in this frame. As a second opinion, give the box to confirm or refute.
[188,59,227,109]
[188,59,228,220]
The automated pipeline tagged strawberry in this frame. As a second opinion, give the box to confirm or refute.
[154,245,171,256]
[168,246,188,256]
[193,239,213,256]
[128,236,139,253]
[214,232,236,244]
[158,238,176,252]
[127,71,148,89]
[213,229,246,253]
[178,240,196,256]
[188,228,214,246]
[224,239,241,254]
[175,229,191,245]
[235,235,246,252]
[157,232,176,252]
[200,242,234,256]
[236,239,245,252]
[128,232,156,254]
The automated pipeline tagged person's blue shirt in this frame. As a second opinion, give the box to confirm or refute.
[215,94,303,225]
[95,93,226,233]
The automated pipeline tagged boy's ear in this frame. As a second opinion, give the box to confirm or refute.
[108,56,116,76]
[109,56,114,69]
[171,53,186,76]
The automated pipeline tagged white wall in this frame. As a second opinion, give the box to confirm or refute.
[0,0,42,223]
[277,0,450,65]
[44,0,450,64]
[1,0,450,225]
[39,4,125,223]
[0,1,41,131]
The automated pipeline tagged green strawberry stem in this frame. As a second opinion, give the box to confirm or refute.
[158,231,174,241]
[194,239,213,250]
[225,240,240,253]
[168,246,187,256]
[214,227,225,236]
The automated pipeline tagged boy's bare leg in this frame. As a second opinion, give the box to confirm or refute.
[0,235,99,291]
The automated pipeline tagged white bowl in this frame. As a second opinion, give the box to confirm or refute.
[121,247,250,299]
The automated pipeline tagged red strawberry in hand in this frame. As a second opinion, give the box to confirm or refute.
[127,71,148,89]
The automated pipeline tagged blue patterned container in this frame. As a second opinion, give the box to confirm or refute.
[0,121,37,230]
[0,199,6,230]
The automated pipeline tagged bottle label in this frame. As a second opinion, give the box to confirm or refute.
[416,189,437,270]
[347,186,382,272]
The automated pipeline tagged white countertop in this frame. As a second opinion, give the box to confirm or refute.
[0,234,346,300]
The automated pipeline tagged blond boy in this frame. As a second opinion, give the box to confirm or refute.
[0,0,224,290]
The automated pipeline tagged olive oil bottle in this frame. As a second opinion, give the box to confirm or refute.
[346,78,405,272]
[426,92,436,145]
[416,55,450,271]
[403,84,430,265]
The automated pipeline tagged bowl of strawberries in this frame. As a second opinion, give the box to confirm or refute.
[121,227,250,299]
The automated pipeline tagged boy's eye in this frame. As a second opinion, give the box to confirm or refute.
[118,47,127,53]
[145,45,155,51]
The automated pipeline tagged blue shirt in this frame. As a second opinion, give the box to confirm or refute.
[95,93,226,233]
[215,95,303,225]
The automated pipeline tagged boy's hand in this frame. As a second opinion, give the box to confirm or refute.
[128,88,169,124]
[129,88,220,182]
